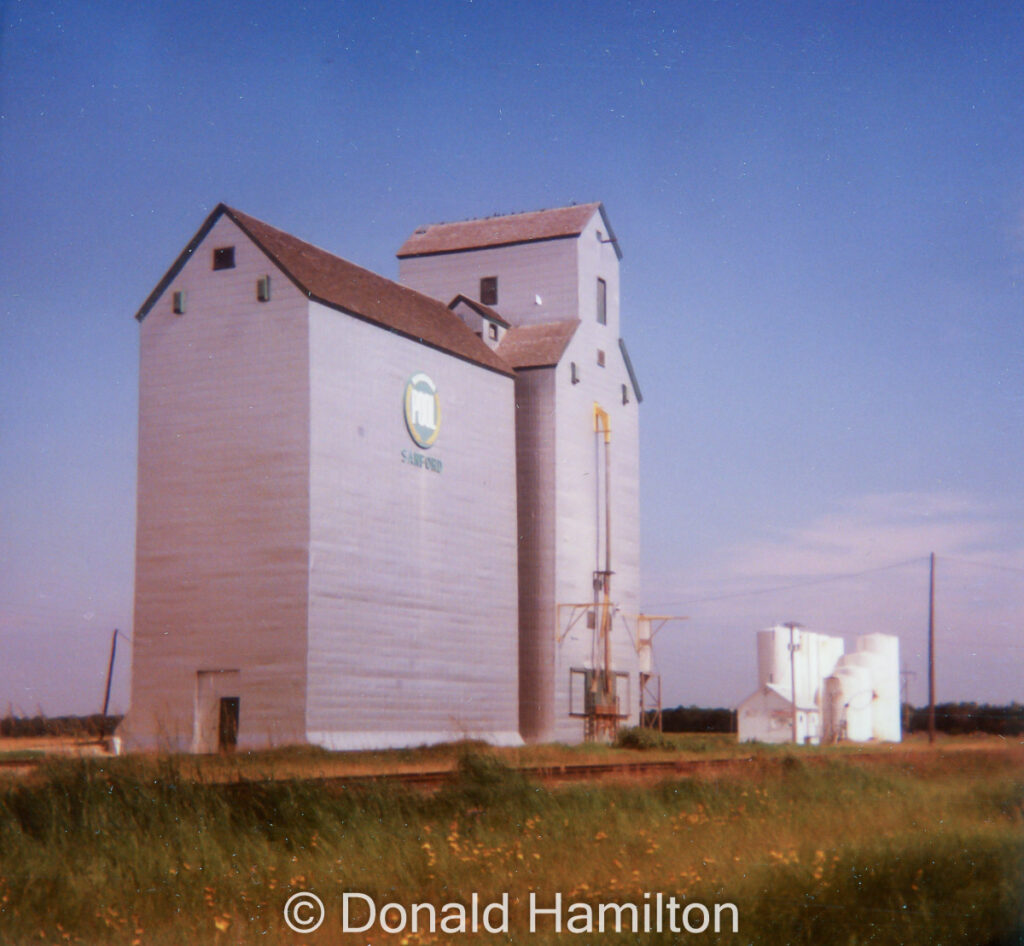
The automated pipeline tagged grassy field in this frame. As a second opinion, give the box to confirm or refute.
[0,737,1021,945]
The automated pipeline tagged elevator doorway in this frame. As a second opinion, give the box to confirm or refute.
[194,670,241,753]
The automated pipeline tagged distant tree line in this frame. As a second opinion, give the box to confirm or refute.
[2,704,1020,739]
[0,713,123,738]
[652,702,1023,736]
[903,702,1023,736]
[655,705,736,733]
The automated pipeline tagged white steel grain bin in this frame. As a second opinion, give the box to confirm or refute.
[828,664,874,742]
[857,633,902,742]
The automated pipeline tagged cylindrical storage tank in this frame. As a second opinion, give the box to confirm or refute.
[831,664,874,742]
[794,631,816,707]
[798,632,841,707]
[843,652,886,740]
[858,634,901,742]
[757,629,785,689]
[818,636,846,685]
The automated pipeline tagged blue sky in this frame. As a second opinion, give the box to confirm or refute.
[1,0,1021,715]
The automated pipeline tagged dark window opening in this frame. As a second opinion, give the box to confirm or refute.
[571,361,580,385]
[172,291,186,315]
[487,322,499,340]
[257,275,271,302]
[597,349,606,367]
[622,383,630,405]
[480,276,498,306]
[218,697,239,752]
[597,277,607,325]
[213,246,236,270]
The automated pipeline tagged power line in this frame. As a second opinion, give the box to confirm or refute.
[937,555,1024,577]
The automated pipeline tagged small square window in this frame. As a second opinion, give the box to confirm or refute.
[172,290,186,315]
[213,246,235,270]
[597,277,607,325]
[487,322,499,340]
[480,276,498,306]
[597,349,605,367]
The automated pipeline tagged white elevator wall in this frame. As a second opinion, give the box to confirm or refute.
[305,302,521,749]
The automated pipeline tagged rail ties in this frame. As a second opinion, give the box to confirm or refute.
[0,755,758,785]
[12,749,1002,787]
[304,756,757,791]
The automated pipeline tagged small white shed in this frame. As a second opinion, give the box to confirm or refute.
[738,684,822,744]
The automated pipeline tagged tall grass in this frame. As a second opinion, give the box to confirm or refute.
[0,747,1020,945]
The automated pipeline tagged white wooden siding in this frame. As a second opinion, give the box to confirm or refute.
[399,237,579,327]
[124,216,310,751]
[306,303,521,748]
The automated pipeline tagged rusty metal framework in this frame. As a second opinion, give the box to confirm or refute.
[639,672,663,730]
[555,608,688,734]
[555,406,688,741]
[588,404,616,740]
[636,614,687,730]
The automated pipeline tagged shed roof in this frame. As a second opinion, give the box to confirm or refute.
[497,320,580,369]
[397,202,621,260]
[739,683,819,713]
[135,205,513,376]
[448,294,510,328]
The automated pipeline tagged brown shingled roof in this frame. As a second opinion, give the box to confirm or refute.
[497,320,579,369]
[398,203,620,259]
[136,205,512,377]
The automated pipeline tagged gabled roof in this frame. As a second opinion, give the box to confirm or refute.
[497,320,580,370]
[397,202,622,260]
[135,204,513,377]
[448,294,510,328]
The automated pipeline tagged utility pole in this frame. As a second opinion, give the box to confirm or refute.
[100,629,118,742]
[785,622,802,744]
[928,553,936,745]
[900,664,917,736]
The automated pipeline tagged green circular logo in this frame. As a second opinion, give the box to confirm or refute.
[404,373,441,448]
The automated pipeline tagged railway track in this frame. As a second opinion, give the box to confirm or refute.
[0,757,45,774]
[0,753,757,785]
[309,755,759,790]
[3,744,1017,788]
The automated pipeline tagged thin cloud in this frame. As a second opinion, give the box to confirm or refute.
[660,492,1013,597]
